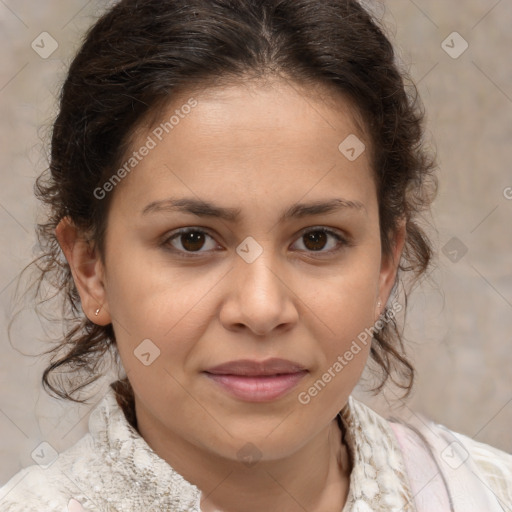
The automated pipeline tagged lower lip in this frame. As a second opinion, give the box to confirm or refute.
[204,371,308,402]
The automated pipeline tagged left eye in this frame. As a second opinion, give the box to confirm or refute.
[291,228,347,253]
[163,227,347,257]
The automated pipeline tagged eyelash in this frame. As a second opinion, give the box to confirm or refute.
[162,227,351,259]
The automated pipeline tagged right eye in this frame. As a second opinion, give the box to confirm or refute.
[162,228,222,257]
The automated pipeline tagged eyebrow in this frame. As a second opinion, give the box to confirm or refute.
[141,197,366,222]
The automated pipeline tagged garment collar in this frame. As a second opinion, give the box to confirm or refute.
[88,385,415,511]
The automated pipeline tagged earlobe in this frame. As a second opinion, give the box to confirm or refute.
[55,217,111,325]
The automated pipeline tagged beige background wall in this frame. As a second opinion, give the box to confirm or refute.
[1,0,511,485]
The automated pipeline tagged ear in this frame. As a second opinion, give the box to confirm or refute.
[375,218,406,319]
[55,217,111,325]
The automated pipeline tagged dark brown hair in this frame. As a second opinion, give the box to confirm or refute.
[16,0,437,408]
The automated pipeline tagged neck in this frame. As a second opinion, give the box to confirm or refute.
[135,403,351,512]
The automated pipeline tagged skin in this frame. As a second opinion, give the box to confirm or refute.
[56,77,405,512]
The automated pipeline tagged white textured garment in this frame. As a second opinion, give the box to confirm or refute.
[1,383,511,511]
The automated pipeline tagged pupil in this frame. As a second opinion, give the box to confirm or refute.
[182,232,205,251]
[304,231,327,251]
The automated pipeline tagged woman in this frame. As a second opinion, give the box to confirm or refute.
[1,0,511,511]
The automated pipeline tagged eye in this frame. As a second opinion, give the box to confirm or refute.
[163,228,220,257]
[291,227,349,255]
[162,226,349,258]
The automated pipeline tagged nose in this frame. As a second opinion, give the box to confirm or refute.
[219,247,299,336]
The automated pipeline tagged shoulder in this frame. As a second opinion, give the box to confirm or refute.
[448,426,512,502]
[346,397,512,510]
[0,385,201,512]
[0,386,128,511]
[388,414,512,510]
[0,433,97,511]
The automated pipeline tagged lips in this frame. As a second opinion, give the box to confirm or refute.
[204,358,307,376]
[203,358,308,402]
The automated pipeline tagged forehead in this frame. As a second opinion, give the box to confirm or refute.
[109,78,375,213]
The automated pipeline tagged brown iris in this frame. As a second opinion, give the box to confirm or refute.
[181,231,206,252]
[302,230,328,251]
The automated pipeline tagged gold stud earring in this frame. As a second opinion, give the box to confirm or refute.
[94,306,101,316]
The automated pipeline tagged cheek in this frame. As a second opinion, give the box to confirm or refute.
[104,254,219,380]
[313,288,374,382]
[105,245,213,334]
[296,282,376,415]
[299,252,380,388]
[308,257,380,335]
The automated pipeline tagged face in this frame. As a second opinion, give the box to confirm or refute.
[59,78,404,464]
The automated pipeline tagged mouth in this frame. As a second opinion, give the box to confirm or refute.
[203,358,308,402]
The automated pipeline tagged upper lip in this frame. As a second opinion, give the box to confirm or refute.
[204,358,307,376]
